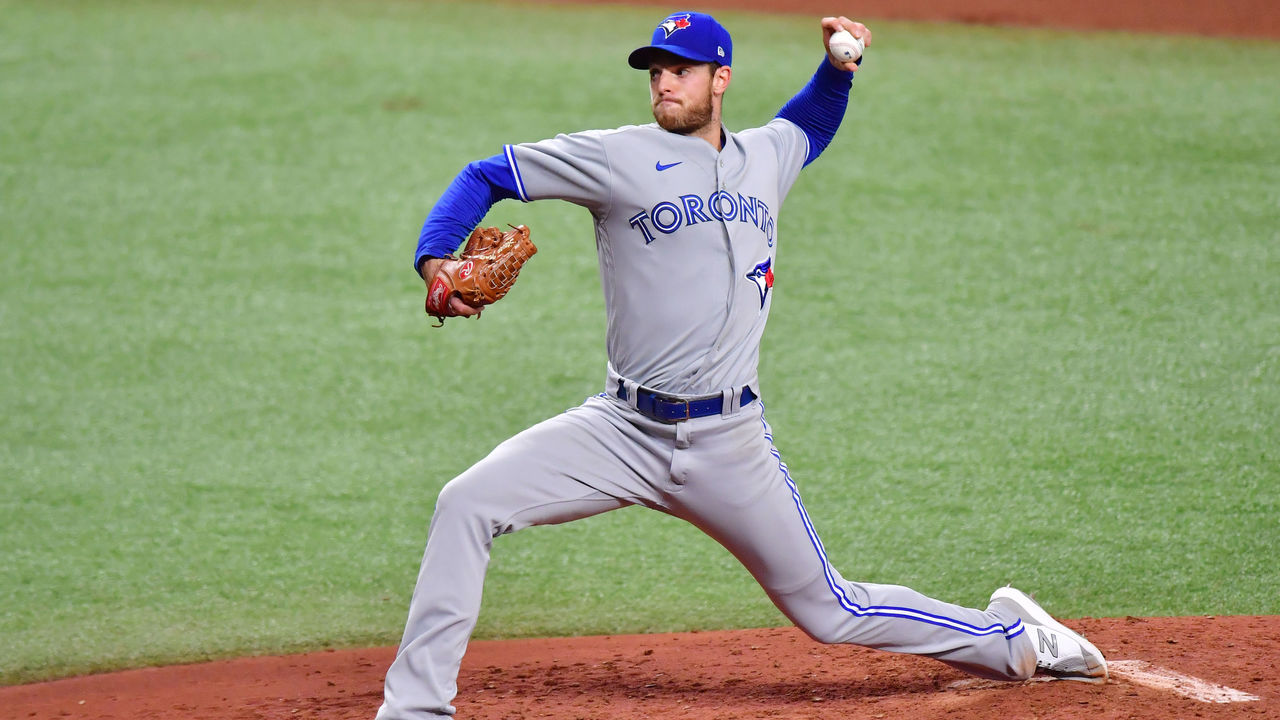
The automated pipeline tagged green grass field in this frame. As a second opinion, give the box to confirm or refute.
[2,0,1277,686]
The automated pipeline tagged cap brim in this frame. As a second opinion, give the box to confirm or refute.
[627,45,720,69]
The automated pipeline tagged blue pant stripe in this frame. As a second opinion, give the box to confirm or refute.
[758,402,1022,640]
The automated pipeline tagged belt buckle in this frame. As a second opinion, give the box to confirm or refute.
[653,392,691,422]
[673,398,691,421]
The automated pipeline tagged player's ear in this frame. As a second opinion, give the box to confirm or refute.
[713,64,732,95]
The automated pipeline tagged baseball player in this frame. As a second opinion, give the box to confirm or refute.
[379,11,1107,718]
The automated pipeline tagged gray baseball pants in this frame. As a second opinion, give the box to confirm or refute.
[377,388,1035,718]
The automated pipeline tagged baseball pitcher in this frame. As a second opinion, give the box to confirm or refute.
[380,11,1107,719]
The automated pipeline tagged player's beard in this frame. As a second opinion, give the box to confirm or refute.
[652,84,715,135]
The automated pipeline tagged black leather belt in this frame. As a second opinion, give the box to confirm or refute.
[617,382,757,423]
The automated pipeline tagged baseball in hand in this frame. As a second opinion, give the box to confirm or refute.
[828,29,864,63]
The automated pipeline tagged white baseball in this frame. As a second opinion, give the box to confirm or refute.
[828,29,864,63]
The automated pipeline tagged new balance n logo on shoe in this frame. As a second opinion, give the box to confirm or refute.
[1037,628,1060,658]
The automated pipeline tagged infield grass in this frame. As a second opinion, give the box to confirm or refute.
[1,0,1277,684]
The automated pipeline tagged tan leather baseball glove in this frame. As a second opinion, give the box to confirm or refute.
[424,224,537,325]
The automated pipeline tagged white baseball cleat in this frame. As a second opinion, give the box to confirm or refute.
[990,585,1109,684]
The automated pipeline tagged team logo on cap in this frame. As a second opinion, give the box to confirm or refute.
[658,13,693,38]
[746,258,774,308]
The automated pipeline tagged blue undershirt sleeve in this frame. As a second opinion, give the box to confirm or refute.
[775,58,856,166]
[413,154,520,272]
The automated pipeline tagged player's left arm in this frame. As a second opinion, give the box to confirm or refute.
[774,16,872,166]
[413,154,522,317]
[415,154,520,271]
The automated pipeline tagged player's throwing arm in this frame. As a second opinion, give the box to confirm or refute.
[821,16,871,72]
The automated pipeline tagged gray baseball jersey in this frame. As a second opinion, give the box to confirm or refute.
[379,118,1035,719]
[505,120,801,395]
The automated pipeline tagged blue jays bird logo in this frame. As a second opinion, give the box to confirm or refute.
[659,14,693,38]
[746,258,774,308]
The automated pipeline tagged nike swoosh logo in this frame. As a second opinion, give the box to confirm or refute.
[655,160,682,171]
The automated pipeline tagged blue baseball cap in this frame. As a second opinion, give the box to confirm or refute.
[628,11,732,69]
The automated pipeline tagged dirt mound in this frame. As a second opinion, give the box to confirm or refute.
[4,616,1275,719]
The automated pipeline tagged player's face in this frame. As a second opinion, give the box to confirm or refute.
[648,61,717,134]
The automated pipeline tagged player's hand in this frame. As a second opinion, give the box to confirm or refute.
[420,257,483,318]
[821,16,872,72]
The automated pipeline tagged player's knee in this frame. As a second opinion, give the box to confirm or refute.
[433,475,487,522]
[432,471,515,540]
[790,615,846,645]
[767,588,848,644]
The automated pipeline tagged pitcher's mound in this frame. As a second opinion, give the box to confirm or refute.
[3,616,1275,719]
